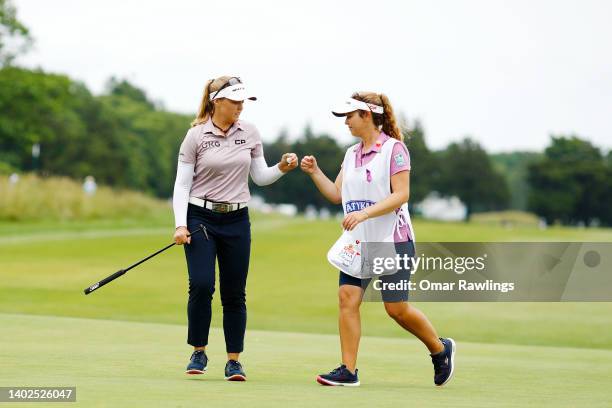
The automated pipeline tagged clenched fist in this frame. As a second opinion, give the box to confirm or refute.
[279,153,299,173]
[300,155,320,175]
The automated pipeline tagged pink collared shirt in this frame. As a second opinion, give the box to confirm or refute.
[178,119,264,203]
[351,132,412,242]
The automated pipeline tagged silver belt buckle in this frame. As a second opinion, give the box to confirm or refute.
[212,202,232,213]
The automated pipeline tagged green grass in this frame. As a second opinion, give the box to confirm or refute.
[0,174,169,222]
[1,215,612,349]
[1,214,612,406]
[1,313,611,408]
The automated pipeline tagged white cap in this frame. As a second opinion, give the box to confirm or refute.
[210,83,257,101]
[331,98,384,117]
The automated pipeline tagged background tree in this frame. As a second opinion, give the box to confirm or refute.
[490,152,542,210]
[0,67,190,196]
[600,159,612,226]
[0,67,85,173]
[435,138,510,219]
[403,119,439,209]
[0,0,32,66]
[527,135,609,226]
[251,125,345,212]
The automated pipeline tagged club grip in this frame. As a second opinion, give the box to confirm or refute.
[84,269,126,295]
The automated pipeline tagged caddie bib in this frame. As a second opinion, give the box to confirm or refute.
[327,137,415,278]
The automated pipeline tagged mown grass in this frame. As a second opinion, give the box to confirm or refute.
[1,213,611,350]
[1,212,611,406]
[1,313,611,408]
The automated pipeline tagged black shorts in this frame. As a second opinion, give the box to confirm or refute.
[339,240,415,303]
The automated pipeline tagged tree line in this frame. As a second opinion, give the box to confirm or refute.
[254,122,510,218]
[2,65,611,225]
[1,0,610,225]
[0,67,189,197]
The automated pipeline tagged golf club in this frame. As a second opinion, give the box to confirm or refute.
[83,224,208,295]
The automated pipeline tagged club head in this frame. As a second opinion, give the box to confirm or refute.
[199,224,209,240]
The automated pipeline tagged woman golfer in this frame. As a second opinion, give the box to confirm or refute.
[301,92,456,387]
[172,76,298,381]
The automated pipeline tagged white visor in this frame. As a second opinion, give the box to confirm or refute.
[210,83,257,101]
[331,98,384,117]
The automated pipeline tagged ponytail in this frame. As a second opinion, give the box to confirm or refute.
[191,79,215,127]
[379,93,402,141]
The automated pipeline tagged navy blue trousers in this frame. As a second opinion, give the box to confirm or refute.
[184,204,251,353]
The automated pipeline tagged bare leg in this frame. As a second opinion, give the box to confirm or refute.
[227,352,239,361]
[384,302,444,354]
[338,285,363,373]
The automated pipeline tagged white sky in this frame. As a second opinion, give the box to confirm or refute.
[14,0,612,152]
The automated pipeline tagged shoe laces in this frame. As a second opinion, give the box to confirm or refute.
[228,360,241,370]
[192,350,205,362]
[431,353,448,371]
[329,365,346,375]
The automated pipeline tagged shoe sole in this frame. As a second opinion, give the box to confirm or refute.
[436,338,456,387]
[316,376,360,387]
[185,367,208,375]
[225,374,246,381]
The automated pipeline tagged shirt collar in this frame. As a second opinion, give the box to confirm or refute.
[353,132,390,155]
[202,119,243,137]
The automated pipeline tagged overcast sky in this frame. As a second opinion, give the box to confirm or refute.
[14,0,612,152]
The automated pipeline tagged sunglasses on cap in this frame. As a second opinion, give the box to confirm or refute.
[209,77,242,100]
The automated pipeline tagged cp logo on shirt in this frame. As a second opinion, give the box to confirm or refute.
[235,139,246,145]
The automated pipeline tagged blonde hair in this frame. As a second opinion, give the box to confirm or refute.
[351,92,403,141]
[191,75,233,127]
